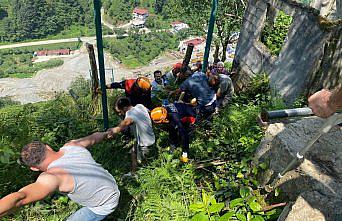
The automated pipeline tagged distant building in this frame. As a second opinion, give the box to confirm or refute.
[132,8,149,20]
[131,19,146,29]
[179,38,205,53]
[179,38,206,65]
[171,21,189,33]
[35,49,71,56]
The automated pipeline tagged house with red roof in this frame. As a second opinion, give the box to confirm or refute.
[171,21,189,32]
[35,49,71,56]
[178,37,206,63]
[133,8,149,20]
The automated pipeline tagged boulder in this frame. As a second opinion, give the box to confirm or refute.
[255,116,342,221]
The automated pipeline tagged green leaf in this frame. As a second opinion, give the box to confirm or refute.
[275,188,281,197]
[210,196,217,205]
[239,187,250,198]
[202,189,209,206]
[247,212,252,221]
[190,203,205,212]
[236,213,247,221]
[259,163,267,169]
[249,202,262,212]
[229,198,244,209]
[209,203,225,214]
[237,172,244,179]
[219,211,235,221]
[192,212,210,221]
[251,215,265,221]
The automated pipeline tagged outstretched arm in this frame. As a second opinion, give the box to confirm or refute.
[308,87,342,118]
[107,118,134,137]
[106,80,125,89]
[0,173,59,218]
[65,131,110,148]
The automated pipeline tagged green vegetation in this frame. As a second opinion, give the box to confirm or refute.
[0,0,102,43]
[104,31,181,68]
[0,74,285,220]
[0,97,20,109]
[0,42,82,78]
[261,11,293,56]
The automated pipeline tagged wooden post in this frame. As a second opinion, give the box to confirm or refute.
[86,43,100,100]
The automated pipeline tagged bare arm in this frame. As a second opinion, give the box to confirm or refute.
[0,173,59,218]
[65,131,110,148]
[308,87,342,118]
[107,118,134,137]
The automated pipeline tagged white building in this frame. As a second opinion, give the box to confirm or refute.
[171,21,189,33]
[132,8,149,20]
[132,19,146,29]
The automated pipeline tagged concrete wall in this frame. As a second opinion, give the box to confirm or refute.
[233,0,341,104]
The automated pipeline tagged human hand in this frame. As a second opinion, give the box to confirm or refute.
[106,127,121,139]
[308,89,336,118]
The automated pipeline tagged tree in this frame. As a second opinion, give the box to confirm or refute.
[164,0,246,61]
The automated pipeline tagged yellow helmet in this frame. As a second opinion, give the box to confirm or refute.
[150,107,169,123]
[136,77,151,91]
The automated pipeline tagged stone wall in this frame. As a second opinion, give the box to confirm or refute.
[233,0,341,104]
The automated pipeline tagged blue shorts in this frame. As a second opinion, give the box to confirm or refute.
[66,207,107,221]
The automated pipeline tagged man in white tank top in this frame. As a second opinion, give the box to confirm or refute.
[0,131,120,221]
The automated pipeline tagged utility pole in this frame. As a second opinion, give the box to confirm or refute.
[202,0,218,73]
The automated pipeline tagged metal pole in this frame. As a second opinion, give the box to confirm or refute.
[93,0,109,130]
[202,0,218,73]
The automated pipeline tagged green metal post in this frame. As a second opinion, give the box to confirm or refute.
[202,0,218,73]
[93,0,109,130]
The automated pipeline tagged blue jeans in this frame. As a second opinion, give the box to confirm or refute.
[66,207,107,221]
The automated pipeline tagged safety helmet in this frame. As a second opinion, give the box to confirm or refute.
[136,77,151,91]
[173,63,183,69]
[150,107,169,124]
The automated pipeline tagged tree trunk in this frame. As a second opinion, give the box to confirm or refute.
[221,38,229,62]
[213,42,220,61]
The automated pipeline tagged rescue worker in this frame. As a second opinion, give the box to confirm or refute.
[150,102,197,163]
[106,77,153,110]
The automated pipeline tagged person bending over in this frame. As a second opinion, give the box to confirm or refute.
[0,132,120,221]
[150,102,196,163]
[107,97,155,177]
[106,77,153,110]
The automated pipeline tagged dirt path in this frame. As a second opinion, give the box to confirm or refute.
[0,44,181,104]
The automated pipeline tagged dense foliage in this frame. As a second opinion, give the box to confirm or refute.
[0,42,81,78]
[0,0,94,42]
[104,31,181,68]
[261,11,293,56]
[0,74,286,220]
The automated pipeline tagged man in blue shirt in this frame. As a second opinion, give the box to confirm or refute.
[174,74,216,120]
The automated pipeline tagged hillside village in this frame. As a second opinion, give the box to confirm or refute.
[0,0,341,220]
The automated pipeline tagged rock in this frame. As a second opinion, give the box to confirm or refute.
[255,116,342,220]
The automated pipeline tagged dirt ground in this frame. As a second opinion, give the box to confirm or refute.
[0,43,182,104]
